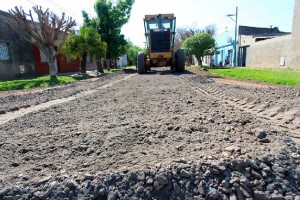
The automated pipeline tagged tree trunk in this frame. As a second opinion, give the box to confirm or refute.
[188,57,192,66]
[110,59,114,69]
[103,60,106,69]
[107,59,111,70]
[48,50,57,77]
[48,58,57,77]
[80,51,87,74]
[96,59,104,73]
[114,58,117,68]
[197,57,203,67]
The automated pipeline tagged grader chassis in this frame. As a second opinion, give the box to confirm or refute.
[137,14,185,74]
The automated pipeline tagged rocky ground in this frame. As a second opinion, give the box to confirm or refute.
[0,68,299,199]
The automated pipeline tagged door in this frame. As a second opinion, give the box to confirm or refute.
[245,46,250,67]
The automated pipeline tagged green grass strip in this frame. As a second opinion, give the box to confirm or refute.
[208,68,300,86]
[0,75,90,91]
[0,66,137,91]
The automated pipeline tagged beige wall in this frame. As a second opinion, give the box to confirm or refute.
[249,35,294,68]
[289,0,300,69]
[239,35,256,47]
[292,0,300,35]
[249,0,300,69]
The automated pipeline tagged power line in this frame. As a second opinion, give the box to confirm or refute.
[239,7,293,23]
[238,0,262,12]
[44,0,83,19]
[25,0,83,28]
[26,0,39,7]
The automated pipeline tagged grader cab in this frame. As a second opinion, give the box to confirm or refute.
[137,14,185,74]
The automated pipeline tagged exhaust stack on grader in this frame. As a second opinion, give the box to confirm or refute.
[137,14,185,74]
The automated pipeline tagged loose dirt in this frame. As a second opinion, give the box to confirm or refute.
[0,68,299,199]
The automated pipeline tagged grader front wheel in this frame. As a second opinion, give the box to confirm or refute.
[137,53,146,74]
[175,49,185,72]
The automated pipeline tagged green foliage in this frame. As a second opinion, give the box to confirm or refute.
[123,65,136,70]
[209,68,300,86]
[104,68,123,73]
[83,0,134,59]
[182,33,215,66]
[62,26,107,60]
[126,40,143,65]
[0,75,91,91]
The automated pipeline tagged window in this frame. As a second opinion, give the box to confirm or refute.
[0,41,9,60]
[161,19,171,29]
[148,21,158,30]
[40,50,48,63]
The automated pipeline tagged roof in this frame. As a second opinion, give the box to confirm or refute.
[239,25,290,36]
[0,10,11,18]
[145,14,174,20]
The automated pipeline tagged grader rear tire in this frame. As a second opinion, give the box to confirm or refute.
[175,49,185,72]
[137,53,146,74]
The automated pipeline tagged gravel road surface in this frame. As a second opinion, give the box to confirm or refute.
[0,68,299,199]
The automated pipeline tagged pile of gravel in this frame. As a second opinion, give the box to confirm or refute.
[1,153,300,200]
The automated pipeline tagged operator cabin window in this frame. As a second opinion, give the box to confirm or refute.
[0,41,10,60]
[161,20,171,29]
[148,22,158,30]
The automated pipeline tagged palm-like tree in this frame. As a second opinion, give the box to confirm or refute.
[63,26,107,73]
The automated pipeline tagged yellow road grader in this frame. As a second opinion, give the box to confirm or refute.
[137,14,185,74]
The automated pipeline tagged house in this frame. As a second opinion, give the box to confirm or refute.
[238,26,290,67]
[117,54,127,68]
[0,10,80,80]
[248,0,300,69]
[214,0,300,69]
[213,25,290,68]
[214,30,236,67]
[0,10,35,79]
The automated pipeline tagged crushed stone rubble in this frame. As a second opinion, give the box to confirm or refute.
[1,154,300,199]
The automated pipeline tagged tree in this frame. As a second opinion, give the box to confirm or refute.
[174,24,217,51]
[62,26,107,73]
[174,24,217,50]
[182,33,215,67]
[126,40,143,65]
[83,0,134,63]
[204,24,217,37]
[174,27,201,51]
[7,6,76,76]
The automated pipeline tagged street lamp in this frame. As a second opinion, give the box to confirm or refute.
[226,6,238,67]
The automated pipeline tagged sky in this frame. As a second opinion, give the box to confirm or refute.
[1,0,295,47]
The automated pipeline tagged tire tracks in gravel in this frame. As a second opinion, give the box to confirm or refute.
[0,74,136,126]
[179,76,300,142]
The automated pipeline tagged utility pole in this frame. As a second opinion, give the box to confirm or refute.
[226,6,238,67]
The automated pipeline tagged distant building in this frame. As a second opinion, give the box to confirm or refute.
[238,26,290,67]
[117,54,128,68]
[214,24,292,68]
[0,10,35,79]
[214,30,236,67]
[248,0,300,69]
[0,10,79,80]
